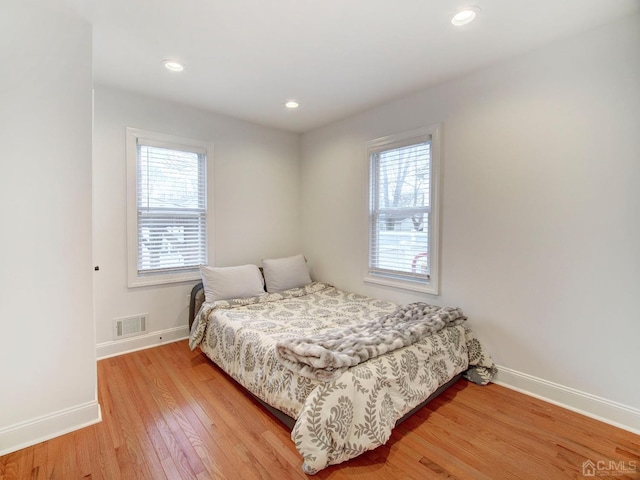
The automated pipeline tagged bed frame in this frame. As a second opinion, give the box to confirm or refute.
[188,281,461,430]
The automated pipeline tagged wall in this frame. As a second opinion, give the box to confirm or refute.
[301,14,640,431]
[0,2,99,454]
[93,86,301,355]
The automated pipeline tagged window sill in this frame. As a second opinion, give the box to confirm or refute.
[128,270,201,288]
[364,274,439,295]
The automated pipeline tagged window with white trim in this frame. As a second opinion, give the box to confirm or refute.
[126,128,211,287]
[366,126,440,294]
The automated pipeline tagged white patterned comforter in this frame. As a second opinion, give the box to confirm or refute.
[189,282,496,474]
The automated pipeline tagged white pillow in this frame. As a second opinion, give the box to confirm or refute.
[262,254,311,293]
[200,264,265,302]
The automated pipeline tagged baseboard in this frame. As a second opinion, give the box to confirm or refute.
[493,365,640,435]
[0,401,101,456]
[96,325,189,360]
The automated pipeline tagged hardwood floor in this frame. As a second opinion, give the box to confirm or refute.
[1,340,638,479]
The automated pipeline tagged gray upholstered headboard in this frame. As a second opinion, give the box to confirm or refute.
[188,282,205,331]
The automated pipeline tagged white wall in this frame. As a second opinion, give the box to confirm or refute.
[0,2,99,454]
[301,14,640,428]
[93,86,301,352]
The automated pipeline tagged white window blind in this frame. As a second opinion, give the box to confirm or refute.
[369,137,431,283]
[136,140,207,275]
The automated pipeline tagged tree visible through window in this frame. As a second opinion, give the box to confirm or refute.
[367,127,440,293]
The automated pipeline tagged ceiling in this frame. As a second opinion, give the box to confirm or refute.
[47,0,639,132]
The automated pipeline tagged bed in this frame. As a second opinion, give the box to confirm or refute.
[189,271,496,474]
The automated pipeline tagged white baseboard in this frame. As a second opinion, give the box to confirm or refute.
[493,365,640,435]
[96,325,189,360]
[0,401,101,456]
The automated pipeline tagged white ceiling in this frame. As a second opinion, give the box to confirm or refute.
[50,0,639,132]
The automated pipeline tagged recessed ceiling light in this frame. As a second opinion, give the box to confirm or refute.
[285,101,299,109]
[163,60,184,72]
[452,7,481,26]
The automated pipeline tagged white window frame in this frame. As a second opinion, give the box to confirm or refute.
[126,127,214,287]
[364,125,441,295]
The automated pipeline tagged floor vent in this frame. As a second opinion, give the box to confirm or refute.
[113,314,148,339]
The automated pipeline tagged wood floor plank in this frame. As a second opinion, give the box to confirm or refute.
[74,425,99,480]
[147,350,277,480]
[106,358,168,480]
[29,441,47,480]
[44,436,64,480]
[64,432,83,480]
[195,370,306,479]
[419,392,570,476]
[161,353,285,479]
[394,418,495,479]
[136,349,230,480]
[100,359,150,480]
[119,353,199,480]
[1,340,638,479]
[451,382,633,465]
[0,453,18,480]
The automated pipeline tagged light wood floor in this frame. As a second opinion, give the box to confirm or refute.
[1,341,638,479]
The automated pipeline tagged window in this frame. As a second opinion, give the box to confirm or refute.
[126,128,212,287]
[366,126,440,294]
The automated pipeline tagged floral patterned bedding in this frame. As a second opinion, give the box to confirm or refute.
[189,282,496,474]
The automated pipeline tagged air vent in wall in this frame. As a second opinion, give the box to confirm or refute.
[113,314,148,339]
